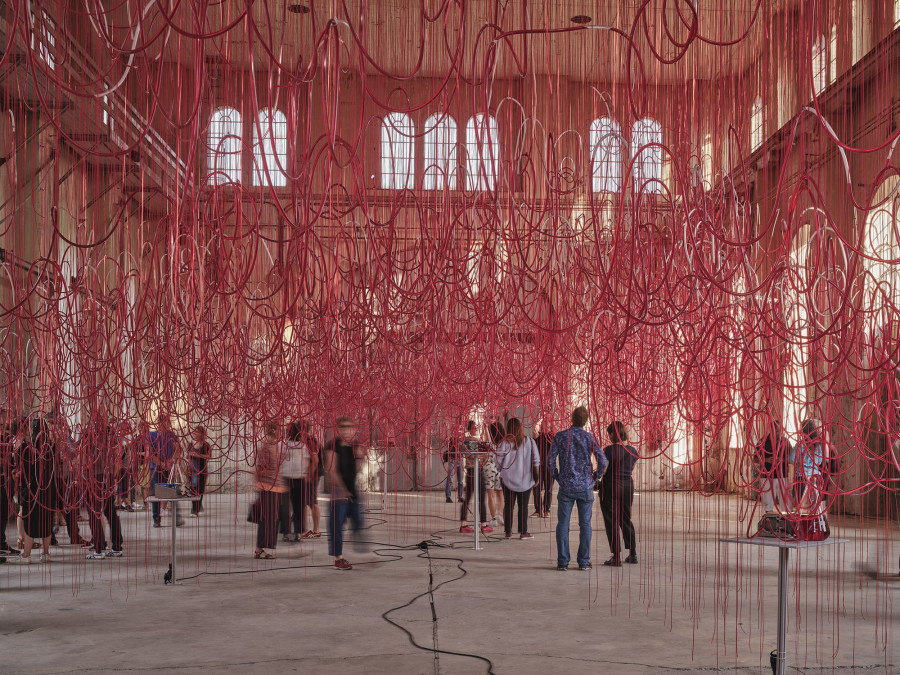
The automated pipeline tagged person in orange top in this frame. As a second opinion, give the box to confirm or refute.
[253,422,287,560]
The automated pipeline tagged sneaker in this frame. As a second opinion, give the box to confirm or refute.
[504,532,513,539]
[481,525,494,534]
[578,563,592,571]
[445,497,453,503]
[625,553,638,564]
[190,513,198,518]
[175,520,184,527]
[0,546,19,556]
[86,552,105,560]
[489,519,498,528]
[557,564,568,571]
[603,557,622,567]
[152,520,161,528]
[541,512,550,518]
[459,525,474,534]
[8,555,31,565]
[105,550,123,558]
[40,553,51,564]
[334,558,352,570]
[520,533,534,540]
[529,511,541,518]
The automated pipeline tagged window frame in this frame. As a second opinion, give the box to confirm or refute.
[208,107,244,186]
[380,112,415,190]
[590,117,623,194]
[252,108,288,188]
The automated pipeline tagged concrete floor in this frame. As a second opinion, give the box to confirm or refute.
[0,490,897,674]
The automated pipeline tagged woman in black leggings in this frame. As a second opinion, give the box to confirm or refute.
[599,421,638,566]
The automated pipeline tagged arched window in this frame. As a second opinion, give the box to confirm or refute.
[208,107,242,185]
[750,97,764,152]
[783,225,812,440]
[700,133,713,188]
[812,33,827,94]
[590,117,622,193]
[423,114,457,190]
[252,108,287,187]
[863,176,900,319]
[381,112,415,190]
[465,114,499,191]
[829,24,837,83]
[631,118,662,193]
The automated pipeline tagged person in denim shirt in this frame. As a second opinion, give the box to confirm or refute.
[548,406,608,570]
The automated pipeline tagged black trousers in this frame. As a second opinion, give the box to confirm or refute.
[284,477,304,535]
[502,484,531,536]
[192,470,207,514]
[0,476,10,548]
[256,490,280,550]
[460,467,487,524]
[90,495,123,554]
[600,479,635,558]
[532,468,552,513]
[275,492,291,536]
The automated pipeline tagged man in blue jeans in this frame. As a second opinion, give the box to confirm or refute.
[548,406,608,571]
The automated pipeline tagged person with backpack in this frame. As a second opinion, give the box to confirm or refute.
[495,417,541,539]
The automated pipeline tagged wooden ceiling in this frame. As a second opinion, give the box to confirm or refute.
[95,0,797,83]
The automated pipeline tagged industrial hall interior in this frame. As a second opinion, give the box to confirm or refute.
[0,1,899,674]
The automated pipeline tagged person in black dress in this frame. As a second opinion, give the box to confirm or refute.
[532,419,555,518]
[599,421,639,567]
[9,418,55,564]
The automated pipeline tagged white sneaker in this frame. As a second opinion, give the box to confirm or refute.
[489,519,498,528]
[39,553,50,563]
[104,550,123,558]
[86,551,105,560]
[8,555,31,565]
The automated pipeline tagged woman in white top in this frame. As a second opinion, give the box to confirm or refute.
[281,421,310,542]
[495,417,540,539]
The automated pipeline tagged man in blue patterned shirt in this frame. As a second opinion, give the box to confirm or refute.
[548,406,608,570]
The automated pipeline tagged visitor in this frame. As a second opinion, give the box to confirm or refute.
[281,421,309,541]
[495,417,540,539]
[481,424,503,527]
[253,421,286,559]
[148,415,183,528]
[599,421,638,567]
[759,419,792,513]
[0,412,19,555]
[443,434,463,503]
[86,421,124,560]
[300,421,321,539]
[532,419,555,518]
[795,419,827,514]
[549,406,607,571]
[487,420,506,527]
[9,418,55,564]
[325,416,364,570]
[458,420,491,535]
[188,425,211,517]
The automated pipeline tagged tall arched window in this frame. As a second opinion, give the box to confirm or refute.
[812,33,827,94]
[252,109,287,187]
[631,118,662,193]
[423,114,457,190]
[381,112,415,190]
[750,97,764,152]
[465,114,499,191]
[208,107,242,185]
[863,176,900,320]
[783,225,812,440]
[590,117,622,193]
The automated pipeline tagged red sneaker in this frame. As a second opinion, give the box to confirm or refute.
[459,525,474,534]
[481,525,494,534]
[334,558,352,570]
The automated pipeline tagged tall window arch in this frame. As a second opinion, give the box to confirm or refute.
[750,97,764,152]
[423,114,457,190]
[253,108,287,187]
[783,225,812,440]
[208,107,242,185]
[631,118,662,193]
[812,33,827,94]
[466,114,499,191]
[590,117,622,193]
[863,176,900,320]
[381,112,415,190]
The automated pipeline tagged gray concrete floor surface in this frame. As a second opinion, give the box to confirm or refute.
[0,491,897,674]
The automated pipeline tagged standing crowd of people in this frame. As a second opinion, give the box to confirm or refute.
[445,406,641,569]
[0,411,212,565]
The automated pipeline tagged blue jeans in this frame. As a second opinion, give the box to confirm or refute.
[328,498,363,558]
[556,488,594,567]
[445,459,463,500]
